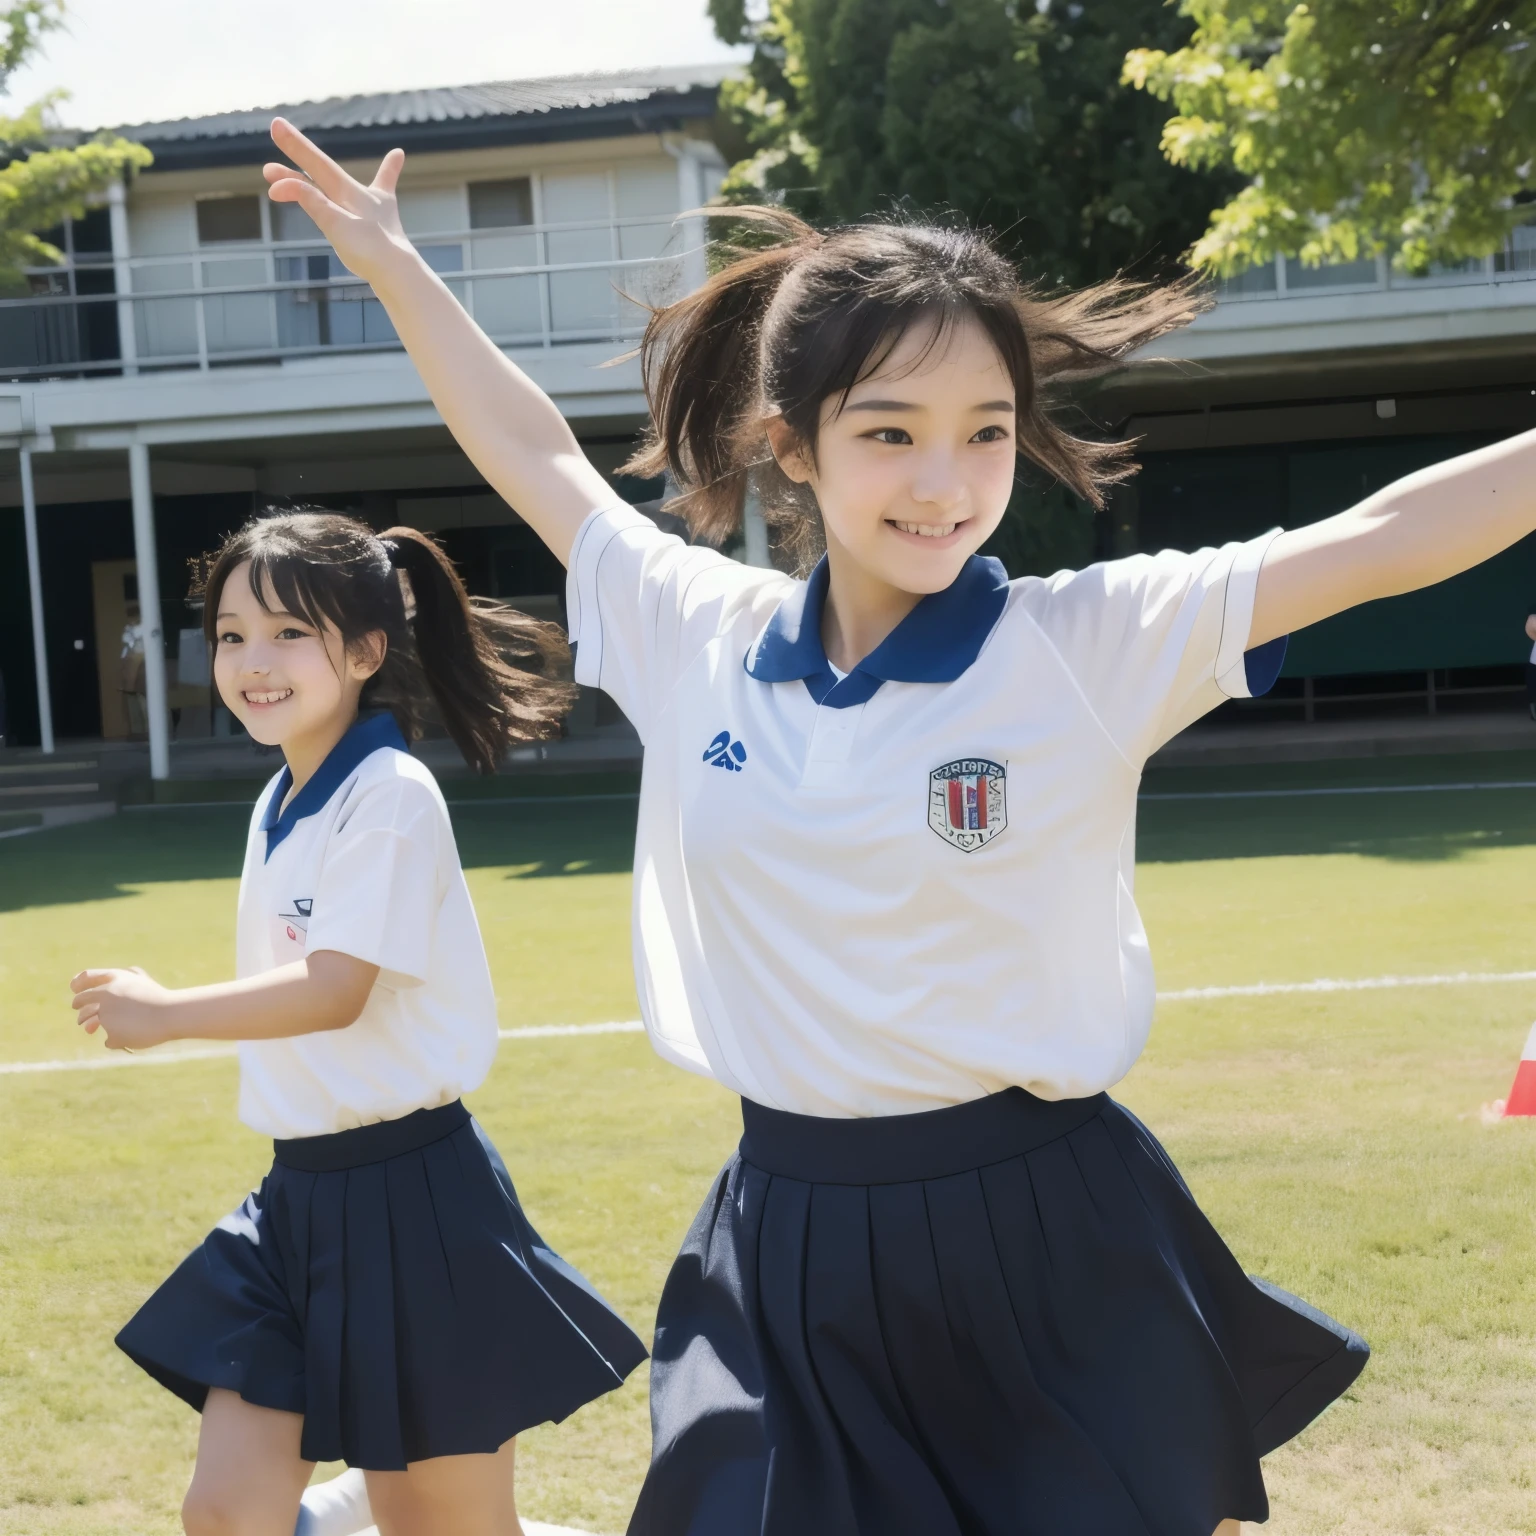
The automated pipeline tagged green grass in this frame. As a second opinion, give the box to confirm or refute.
[5,759,1536,1532]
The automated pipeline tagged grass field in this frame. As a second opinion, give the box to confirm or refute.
[6,752,1536,1533]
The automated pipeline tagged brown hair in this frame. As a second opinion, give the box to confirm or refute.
[197,510,574,773]
[623,207,1206,569]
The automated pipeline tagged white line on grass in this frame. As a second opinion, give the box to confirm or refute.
[0,1021,647,1076]
[10,975,1536,1077]
[0,1044,240,1075]
[498,1020,645,1039]
[1159,969,1536,1000]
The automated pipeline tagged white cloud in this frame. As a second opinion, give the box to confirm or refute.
[5,0,745,130]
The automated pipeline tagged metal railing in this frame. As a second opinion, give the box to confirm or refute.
[0,212,699,380]
[1216,239,1536,303]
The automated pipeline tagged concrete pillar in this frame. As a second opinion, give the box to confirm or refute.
[108,178,138,377]
[127,441,169,779]
[742,484,771,568]
[19,447,54,752]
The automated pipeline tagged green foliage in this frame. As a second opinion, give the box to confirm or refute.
[1124,0,1536,276]
[0,0,152,284]
[710,0,1237,288]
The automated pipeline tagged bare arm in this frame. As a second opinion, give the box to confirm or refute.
[263,119,615,566]
[1250,427,1536,647]
[69,951,379,1051]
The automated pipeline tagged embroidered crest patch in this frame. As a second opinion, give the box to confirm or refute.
[928,758,1007,851]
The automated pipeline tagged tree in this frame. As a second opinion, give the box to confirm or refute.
[708,0,1240,289]
[1123,0,1536,276]
[0,1,151,287]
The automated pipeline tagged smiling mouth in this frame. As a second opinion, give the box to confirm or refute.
[243,688,292,706]
[889,518,965,539]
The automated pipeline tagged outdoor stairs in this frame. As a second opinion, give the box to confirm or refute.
[0,750,117,837]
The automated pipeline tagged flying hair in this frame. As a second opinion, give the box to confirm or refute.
[195,510,574,773]
[622,206,1207,570]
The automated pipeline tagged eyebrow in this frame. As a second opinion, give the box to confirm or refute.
[843,398,1015,413]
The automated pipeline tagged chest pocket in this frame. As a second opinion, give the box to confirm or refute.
[270,897,312,960]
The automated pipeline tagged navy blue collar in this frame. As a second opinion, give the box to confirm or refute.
[261,711,408,861]
[744,554,1010,708]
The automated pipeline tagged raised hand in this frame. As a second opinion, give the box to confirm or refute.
[264,118,414,288]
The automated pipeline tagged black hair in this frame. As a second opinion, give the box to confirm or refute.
[196,510,574,773]
[623,207,1206,570]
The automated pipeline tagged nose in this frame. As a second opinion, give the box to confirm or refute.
[237,641,272,676]
[909,449,969,516]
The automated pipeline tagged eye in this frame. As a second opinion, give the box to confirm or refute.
[217,630,242,645]
[868,427,913,445]
[276,627,309,641]
[971,424,1011,443]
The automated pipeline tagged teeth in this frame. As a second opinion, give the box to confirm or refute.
[245,689,292,705]
[892,520,958,538]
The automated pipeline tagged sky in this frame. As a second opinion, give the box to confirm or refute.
[3,0,746,130]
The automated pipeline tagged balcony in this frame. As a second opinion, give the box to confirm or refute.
[1155,226,1536,372]
[0,207,696,382]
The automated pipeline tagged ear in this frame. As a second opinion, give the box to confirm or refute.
[765,414,813,485]
[348,629,388,683]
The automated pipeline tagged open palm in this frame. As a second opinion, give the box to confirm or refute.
[263,118,412,284]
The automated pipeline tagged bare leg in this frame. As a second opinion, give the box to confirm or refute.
[183,1388,314,1536]
[1214,1523,1242,1536]
[365,1437,522,1536]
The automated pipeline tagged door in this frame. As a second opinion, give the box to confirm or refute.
[92,559,139,740]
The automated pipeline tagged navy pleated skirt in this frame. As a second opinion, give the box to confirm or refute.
[631,1089,1368,1536]
[117,1101,647,1469]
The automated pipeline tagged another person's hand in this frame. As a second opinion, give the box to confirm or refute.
[1523,613,1536,643]
[70,967,177,1051]
[264,119,412,289]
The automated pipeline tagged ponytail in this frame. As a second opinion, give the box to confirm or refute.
[199,511,575,774]
[624,208,822,550]
[378,526,573,773]
[623,207,1204,569]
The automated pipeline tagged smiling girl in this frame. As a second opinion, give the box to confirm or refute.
[71,512,646,1536]
[259,116,1536,1535]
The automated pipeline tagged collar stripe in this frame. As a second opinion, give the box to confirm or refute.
[744,554,1010,708]
[260,712,409,861]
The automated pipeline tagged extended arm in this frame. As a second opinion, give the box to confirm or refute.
[1250,427,1536,647]
[69,951,380,1051]
[263,119,615,565]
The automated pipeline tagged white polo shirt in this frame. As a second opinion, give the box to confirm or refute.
[234,712,499,1139]
[568,502,1287,1119]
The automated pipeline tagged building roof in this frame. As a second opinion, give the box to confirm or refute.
[113,64,729,171]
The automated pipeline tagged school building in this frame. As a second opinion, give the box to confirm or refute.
[0,62,1533,774]
[0,66,725,775]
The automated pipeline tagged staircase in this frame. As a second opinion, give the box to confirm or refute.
[0,750,117,837]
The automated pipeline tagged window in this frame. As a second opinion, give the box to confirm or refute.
[469,178,533,230]
[1283,255,1380,291]
[1496,219,1536,274]
[196,195,262,245]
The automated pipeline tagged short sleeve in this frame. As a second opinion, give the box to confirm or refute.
[1029,529,1283,765]
[305,779,444,988]
[565,503,789,742]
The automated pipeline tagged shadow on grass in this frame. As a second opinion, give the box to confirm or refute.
[0,800,638,913]
[1138,788,1536,863]
[5,779,1536,913]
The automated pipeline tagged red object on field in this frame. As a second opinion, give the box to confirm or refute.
[1502,1023,1536,1117]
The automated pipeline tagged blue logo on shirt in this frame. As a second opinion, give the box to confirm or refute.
[703,730,748,771]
